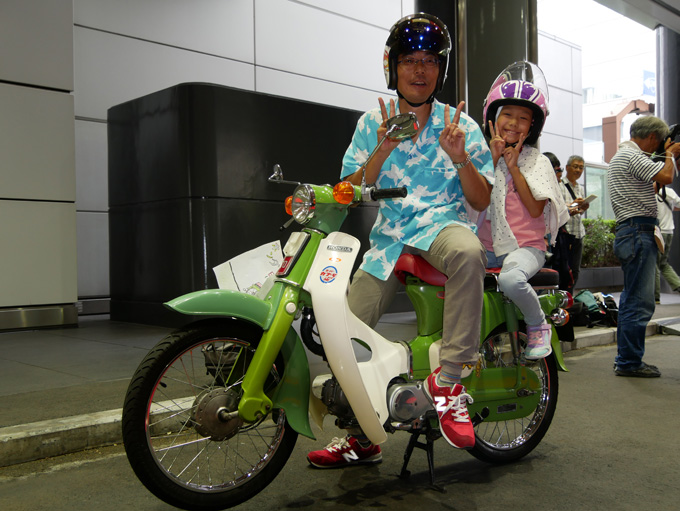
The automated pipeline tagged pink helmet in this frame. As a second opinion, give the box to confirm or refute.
[482,61,549,145]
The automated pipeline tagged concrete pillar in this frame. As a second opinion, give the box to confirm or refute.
[416,0,537,126]
[657,26,680,281]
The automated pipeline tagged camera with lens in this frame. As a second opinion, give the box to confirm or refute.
[652,123,680,162]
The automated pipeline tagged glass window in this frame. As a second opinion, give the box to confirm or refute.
[583,163,615,220]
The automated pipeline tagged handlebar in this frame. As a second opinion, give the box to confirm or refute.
[369,187,408,201]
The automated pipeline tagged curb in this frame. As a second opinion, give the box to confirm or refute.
[1,318,675,468]
[0,409,122,468]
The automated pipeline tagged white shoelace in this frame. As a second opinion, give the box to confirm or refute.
[325,437,350,452]
[441,392,474,422]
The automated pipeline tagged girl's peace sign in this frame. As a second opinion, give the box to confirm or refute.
[488,120,527,170]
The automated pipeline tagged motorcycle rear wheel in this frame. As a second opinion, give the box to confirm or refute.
[469,328,558,464]
[122,321,297,511]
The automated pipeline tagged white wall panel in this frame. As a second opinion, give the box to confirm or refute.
[75,120,108,212]
[76,212,109,297]
[538,33,575,93]
[0,201,77,307]
[572,92,584,142]
[256,67,394,113]
[295,0,403,28]
[570,47,582,94]
[0,0,74,90]
[0,84,75,202]
[74,27,256,120]
[255,0,387,92]
[73,0,254,63]
[539,133,576,164]
[543,87,575,139]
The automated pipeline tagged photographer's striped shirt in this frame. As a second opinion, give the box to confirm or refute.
[607,140,664,223]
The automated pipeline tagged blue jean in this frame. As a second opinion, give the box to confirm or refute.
[613,217,658,371]
[486,247,546,326]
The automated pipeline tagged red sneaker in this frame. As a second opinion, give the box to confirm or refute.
[425,368,475,449]
[307,436,382,468]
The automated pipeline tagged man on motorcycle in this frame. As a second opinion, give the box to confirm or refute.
[308,13,494,468]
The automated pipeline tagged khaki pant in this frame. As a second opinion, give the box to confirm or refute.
[348,224,486,373]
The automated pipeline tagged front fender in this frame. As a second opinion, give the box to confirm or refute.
[167,289,314,439]
[166,288,274,328]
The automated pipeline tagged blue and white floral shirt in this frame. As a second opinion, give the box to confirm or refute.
[340,99,494,280]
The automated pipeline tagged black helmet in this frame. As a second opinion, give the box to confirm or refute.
[383,13,451,103]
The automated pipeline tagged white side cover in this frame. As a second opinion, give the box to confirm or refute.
[303,232,408,445]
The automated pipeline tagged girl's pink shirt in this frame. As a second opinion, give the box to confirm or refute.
[478,176,546,253]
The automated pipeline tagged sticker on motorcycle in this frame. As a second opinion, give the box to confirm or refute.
[320,266,338,284]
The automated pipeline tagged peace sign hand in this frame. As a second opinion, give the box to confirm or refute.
[487,120,506,164]
[376,97,403,154]
[501,132,527,171]
[439,101,467,161]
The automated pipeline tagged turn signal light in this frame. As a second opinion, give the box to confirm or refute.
[333,181,356,204]
[285,196,293,215]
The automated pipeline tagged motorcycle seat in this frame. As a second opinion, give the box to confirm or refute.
[485,266,560,289]
[394,254,447,286]
[394,254,559,289]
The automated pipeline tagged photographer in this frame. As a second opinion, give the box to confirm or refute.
[608,115,680,378]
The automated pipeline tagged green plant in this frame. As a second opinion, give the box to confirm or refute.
[581,217,618,267]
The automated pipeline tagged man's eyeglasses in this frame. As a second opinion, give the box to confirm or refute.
[554,167,562,173]
[568,164,585,170]
[398,57,440,69]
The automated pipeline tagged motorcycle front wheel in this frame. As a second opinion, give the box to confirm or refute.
[469,328,558,464]
[122,321,298,511]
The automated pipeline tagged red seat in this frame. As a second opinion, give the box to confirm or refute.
[394,254,559,288]
[394,254,447,286]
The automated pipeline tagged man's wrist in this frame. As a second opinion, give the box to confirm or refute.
[452,152,472,169]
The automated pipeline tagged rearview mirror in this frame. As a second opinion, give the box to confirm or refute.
[385,113,418,140]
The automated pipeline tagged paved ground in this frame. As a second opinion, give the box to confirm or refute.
[1,291,680,468]
[1,331,679,511]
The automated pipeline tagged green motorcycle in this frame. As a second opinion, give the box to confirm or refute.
[122,113,571,510]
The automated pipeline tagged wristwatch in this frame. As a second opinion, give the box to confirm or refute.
[452,153,472,169]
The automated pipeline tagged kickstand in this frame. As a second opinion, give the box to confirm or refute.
[399,424,444,492]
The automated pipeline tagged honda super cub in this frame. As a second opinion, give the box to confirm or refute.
[122,113,572,511]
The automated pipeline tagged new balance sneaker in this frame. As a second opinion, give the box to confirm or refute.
[424,368,475,449]
[525,323,553,360]
[307,436,382,468]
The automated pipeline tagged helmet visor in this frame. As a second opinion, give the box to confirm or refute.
[488,61,549,103]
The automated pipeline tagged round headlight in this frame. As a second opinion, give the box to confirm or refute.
[291,185,316,224]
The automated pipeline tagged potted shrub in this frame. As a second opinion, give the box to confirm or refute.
[577,217,623,291]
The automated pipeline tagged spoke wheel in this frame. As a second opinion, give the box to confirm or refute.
[470,328,558,464]
[122,321,297,511]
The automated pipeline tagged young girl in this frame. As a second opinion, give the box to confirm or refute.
[477,62,569,359]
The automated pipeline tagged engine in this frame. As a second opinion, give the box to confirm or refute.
[315,376,433,426]
[386,381,432,423]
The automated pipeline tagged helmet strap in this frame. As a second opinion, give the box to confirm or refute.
[397,90,435,108]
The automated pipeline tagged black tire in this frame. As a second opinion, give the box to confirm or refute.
[469,328,558,464]
[122,320,298,511]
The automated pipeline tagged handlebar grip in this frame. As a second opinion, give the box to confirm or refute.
[370,187,408,200]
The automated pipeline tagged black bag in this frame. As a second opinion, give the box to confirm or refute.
[567,301,590,327]
[599,294,618,327]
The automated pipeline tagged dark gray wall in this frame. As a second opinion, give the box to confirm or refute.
[108,83,376,326]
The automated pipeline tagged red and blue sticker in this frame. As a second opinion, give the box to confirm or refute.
[319,266,338,284]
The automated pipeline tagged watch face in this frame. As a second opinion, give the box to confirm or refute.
[453,154,471,169]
